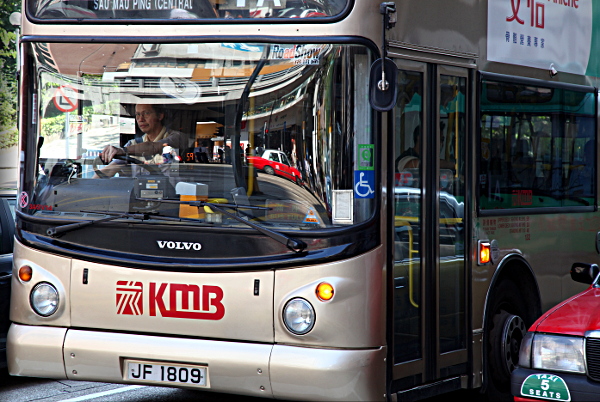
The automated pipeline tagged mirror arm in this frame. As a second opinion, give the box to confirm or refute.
[378,2,396,91]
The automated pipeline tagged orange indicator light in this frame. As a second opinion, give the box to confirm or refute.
[19,265,33,282]
[479,242,491,265]
[316,282,334,301]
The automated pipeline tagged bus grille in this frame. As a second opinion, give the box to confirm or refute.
[586,338,600,380]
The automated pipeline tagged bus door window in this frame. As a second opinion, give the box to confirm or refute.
[392,68,468,376]
[393,69,423,364]
[438,74,466,355]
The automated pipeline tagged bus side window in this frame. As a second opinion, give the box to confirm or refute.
[568,140,594,196]
[511,138,534,188]
[479,79,596,210]
[533,133,551,191]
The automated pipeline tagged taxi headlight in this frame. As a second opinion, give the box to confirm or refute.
[30,282,59,317]
[518,332,534,368]
[532,334,585,373]
[283,298,315,335]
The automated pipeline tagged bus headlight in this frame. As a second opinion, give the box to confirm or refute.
[30,282,59,317]
[532,334,585,373]
[283,298,315,335]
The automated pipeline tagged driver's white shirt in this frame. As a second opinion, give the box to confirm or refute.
[124,127,188,164]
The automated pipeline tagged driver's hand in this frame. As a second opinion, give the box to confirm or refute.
[100,145,124,163]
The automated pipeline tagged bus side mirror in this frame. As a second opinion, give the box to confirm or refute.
[571,262,600,285]
[369,58,397,112]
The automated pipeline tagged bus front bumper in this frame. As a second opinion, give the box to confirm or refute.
[8,324,386,401]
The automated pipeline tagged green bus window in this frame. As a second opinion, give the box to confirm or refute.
[479,79,596,211]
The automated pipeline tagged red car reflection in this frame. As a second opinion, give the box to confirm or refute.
[247,149,302,184]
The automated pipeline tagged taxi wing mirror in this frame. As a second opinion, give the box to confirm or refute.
[570,262,600,285]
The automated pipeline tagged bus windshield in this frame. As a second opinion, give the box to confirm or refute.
[29,0,348,20]
[22,41,374,258]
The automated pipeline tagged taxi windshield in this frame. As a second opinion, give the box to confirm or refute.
[29,0,348,20]
[24,41,375,232]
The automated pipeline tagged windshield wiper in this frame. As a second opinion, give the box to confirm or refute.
[138,198,307,253]
[46,211,196,237]
[47,212,142,237]
[231,45,271,190]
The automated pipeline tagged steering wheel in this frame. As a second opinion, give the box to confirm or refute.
[92,155,163,178]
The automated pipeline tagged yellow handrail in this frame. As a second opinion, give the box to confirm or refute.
[395,219,419,308]
[394,215,463,309]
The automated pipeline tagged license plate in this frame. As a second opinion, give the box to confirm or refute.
[125,359,208,387]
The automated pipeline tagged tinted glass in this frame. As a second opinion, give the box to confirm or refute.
[438,74,466,354]
[479,79,596,210]
[393,69,423,364]
[30,0,348,20]
[23,42,374,234]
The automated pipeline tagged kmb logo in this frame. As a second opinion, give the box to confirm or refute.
[116,281,225,320]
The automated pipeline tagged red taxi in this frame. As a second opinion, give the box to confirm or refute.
[247,149,302,184]
[512,262,600,401]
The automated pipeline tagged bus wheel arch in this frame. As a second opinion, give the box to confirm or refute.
[483,255,542,398]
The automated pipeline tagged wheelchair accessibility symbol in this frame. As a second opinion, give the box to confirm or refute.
[354,171,375,198]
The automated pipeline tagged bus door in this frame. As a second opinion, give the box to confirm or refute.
[390,60,469,394]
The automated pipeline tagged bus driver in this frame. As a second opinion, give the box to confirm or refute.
[94,103,189,177]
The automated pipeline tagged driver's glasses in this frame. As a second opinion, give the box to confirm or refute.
[135,111,155,119]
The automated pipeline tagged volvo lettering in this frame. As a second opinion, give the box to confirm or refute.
[156,241,202,251]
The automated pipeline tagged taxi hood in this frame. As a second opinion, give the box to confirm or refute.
[532,287,600,336]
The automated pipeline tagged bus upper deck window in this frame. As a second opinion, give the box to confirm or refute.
[31,0,349,21]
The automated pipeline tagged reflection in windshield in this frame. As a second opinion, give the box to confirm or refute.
[25,42,374,233]
[32,0,348,20]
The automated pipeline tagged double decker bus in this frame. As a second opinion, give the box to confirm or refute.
[8,0,600,400]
